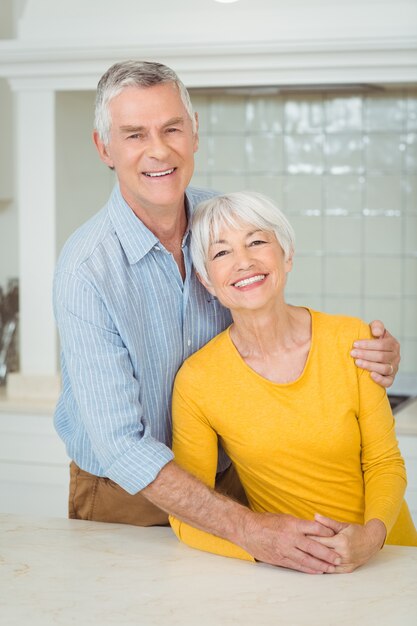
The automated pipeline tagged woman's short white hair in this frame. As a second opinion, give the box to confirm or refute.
[190,191,295,283]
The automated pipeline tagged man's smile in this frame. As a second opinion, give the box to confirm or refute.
[143,168,176,178]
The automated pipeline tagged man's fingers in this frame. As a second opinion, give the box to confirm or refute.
[353,358,395,375]
[282,547,338,574]
[278,558,326,575]
[369,319,385,338]
[354,357,397,387]
[370,371,394,388]
[352,328,400,369]
[353,337,398,354]
[352,343,394,359]
[300,536,341,566]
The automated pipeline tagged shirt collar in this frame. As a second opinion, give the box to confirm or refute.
[182,189,193,247]
[107,185,194,264]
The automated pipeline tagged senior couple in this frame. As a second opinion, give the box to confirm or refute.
[54,60,416,576]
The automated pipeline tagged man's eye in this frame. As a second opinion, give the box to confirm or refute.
[128,134,142,140]
[166,127,180,133]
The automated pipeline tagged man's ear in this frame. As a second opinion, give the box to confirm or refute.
[193,112,199,154]
[196,271,216,296]
[93,130,114,169]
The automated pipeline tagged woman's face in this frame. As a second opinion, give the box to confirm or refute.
[200,218,293,313]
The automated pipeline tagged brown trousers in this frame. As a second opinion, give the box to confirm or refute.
[69,461,248,527]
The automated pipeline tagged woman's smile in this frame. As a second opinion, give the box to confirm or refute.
[232,274,268,290]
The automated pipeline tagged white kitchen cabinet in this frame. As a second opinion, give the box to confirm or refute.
[0,407,69,517]
[398,434,417,524]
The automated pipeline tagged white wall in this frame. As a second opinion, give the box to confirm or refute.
[17,0,417,43]
[55,91,115,255]
[0,1,17,288]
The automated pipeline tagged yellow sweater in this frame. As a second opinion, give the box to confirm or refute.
[170,309,417,561]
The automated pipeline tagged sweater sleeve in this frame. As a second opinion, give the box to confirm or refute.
[356,322,407,534]
[169,363,254,562]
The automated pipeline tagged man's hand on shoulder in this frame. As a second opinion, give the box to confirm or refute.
[351,320,400,388]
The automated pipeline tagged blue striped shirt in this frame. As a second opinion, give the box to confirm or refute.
[53,184,232,494]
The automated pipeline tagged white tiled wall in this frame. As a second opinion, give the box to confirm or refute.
[191,88,417,377]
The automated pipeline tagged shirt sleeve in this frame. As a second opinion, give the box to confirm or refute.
[54,270,174,494]
[356,321,407,534]
[169,363,254,562]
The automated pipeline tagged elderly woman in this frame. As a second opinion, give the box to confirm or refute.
[169,191,417,573]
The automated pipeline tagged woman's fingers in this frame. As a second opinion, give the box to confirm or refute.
[314,513,348,534]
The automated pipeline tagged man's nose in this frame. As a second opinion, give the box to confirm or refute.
[146,133,170,160]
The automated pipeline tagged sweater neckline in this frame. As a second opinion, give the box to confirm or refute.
[224,306,316,387]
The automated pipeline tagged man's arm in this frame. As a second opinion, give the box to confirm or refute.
[351,321,400,388]
[54,270,174,493]
[143,461,341,574]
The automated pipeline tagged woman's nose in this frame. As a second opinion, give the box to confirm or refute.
[234,248,254,271]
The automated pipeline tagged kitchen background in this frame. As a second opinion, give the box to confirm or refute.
[0,0,416,519]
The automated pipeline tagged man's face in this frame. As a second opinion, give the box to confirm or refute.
[94,82,199,219]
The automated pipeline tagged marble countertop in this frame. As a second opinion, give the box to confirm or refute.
[1,514,416,626]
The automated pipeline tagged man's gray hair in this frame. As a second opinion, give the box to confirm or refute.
[94,60,196,145]
[190,191,296,284]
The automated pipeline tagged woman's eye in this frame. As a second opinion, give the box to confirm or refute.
[213,250,228,259]
[250,240,267,246]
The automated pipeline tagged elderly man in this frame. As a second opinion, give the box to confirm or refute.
[53,60,400,574]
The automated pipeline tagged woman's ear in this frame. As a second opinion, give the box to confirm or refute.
[285,253,294,274]
[196,271,216,296]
